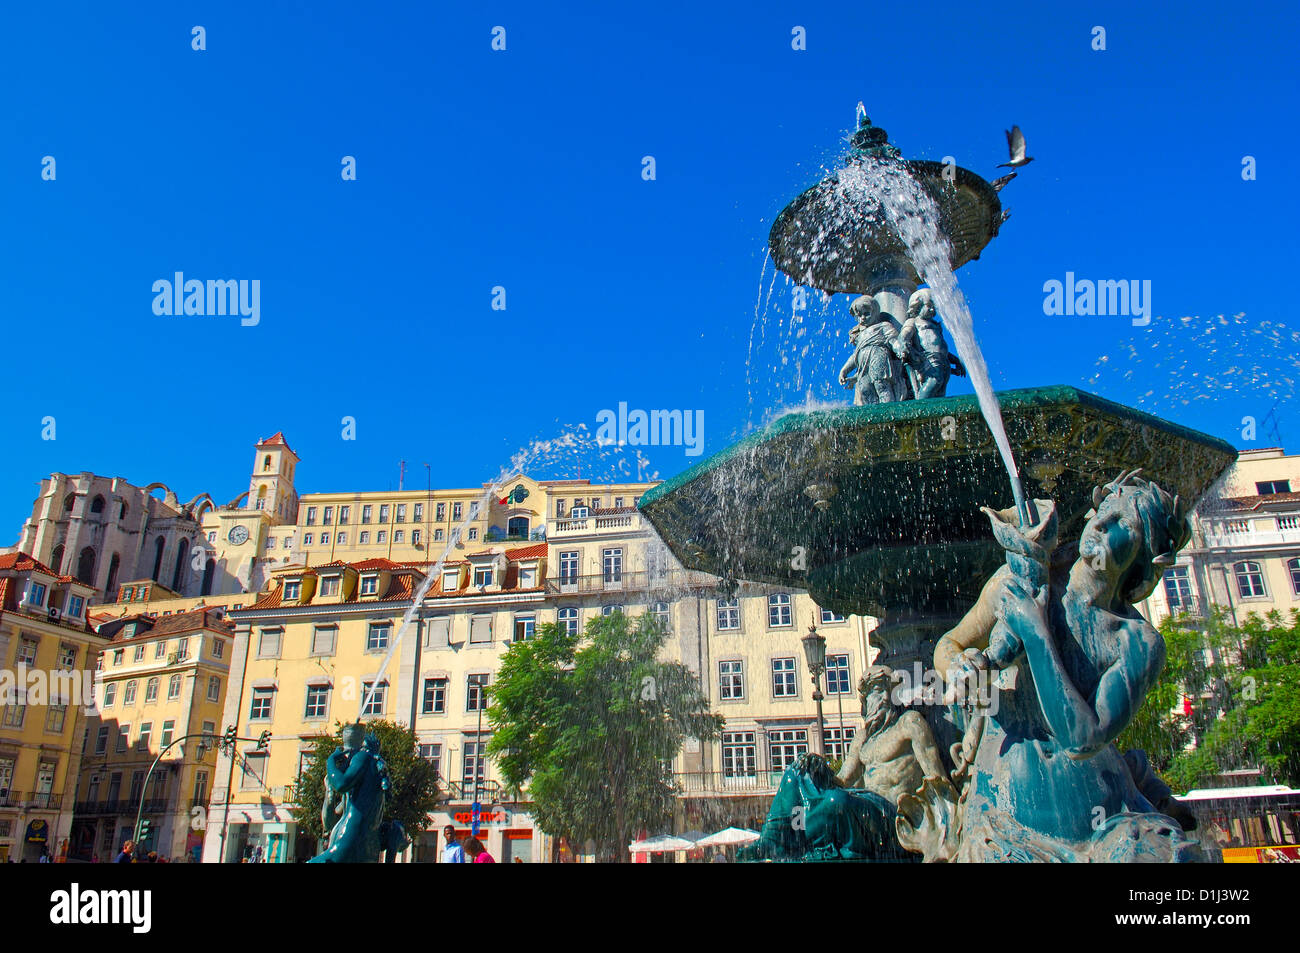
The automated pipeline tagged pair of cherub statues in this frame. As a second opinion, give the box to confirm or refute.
[837,288,966,405]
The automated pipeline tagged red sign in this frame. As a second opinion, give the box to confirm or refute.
[454,810,506,824]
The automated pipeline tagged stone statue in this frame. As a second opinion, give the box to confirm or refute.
[935,470,1203,862]
[838,296,908,405]
[836,666,949,802]
[738,664,958,862]
[308,724,402,863]
[892,289,966,399]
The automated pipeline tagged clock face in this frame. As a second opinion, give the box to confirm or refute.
[228,525,250,545]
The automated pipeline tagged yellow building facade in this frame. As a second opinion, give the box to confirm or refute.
[1142,447,1300,626]
[197,473,876,862]
[70,607,233,861]
[0,553,103,862]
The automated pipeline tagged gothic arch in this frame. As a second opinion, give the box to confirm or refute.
[76,547,96,585]
[172,538,190,592]
[152,536,166,581]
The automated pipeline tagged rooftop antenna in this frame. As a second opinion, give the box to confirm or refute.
[398,460,406,491]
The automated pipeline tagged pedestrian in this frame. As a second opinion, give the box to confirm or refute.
[463,837,495,864]
[115,840,135,864]
[441,825,465,863]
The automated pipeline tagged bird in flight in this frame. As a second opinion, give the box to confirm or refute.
[997,125,1034,168]
[990,172,1018,192]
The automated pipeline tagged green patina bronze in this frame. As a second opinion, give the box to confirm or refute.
[638,385,1235,620]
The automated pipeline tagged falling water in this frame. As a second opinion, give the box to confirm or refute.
[836,158,1028,515]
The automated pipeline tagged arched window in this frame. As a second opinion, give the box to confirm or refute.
[152,536,166,581]
[507,517,529,539]
[76,547,96,585]
[90,495,106,515]
[50,544,65,576]
[263,454,272,472]
[172,538,190,592]
[256,485,268,511]
[118,501,128,521]
[201,558,216,596]
[105,554,121,602]
[62,493,75,512]
[1288,557,1300,596]
[1234,561,1266,599]
[557,607,579,637]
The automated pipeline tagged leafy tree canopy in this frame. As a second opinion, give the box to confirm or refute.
[487,611,723,862]
[291,719,440,843]
[1118,608,1300,792]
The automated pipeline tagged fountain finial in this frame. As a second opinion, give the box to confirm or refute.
[849,110,902,160]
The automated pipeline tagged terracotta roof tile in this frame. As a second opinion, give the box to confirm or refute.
[258,431,295,454]
[100,607,234,642]
[0,552,58,574]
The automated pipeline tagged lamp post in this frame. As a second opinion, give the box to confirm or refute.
[801,621,827,756]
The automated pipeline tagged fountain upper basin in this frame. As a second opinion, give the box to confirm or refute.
[638,386,1236,619]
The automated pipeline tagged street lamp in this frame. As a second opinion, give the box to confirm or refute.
[801,620,827,756]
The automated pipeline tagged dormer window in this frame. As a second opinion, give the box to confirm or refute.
[283,581,302,601]
[518,566,537,588]
[571,506,590,519]
[320,576,341,597]
[66,594,84,618]
[360,575,379,596]
[122,586,134,602]
[442,569,460,592]
[474,567,494,588]
[26,582,47,607]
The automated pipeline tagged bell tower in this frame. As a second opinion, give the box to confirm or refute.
[249,432,299,525]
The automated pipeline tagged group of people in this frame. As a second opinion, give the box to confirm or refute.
[113,840,172,863]
[440,824,495,863]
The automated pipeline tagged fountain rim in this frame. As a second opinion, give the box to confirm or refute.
[766,157,1004,293]
[637,384,1238,511]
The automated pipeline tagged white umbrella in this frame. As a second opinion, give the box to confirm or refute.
[696,827,760,848]
[628,834,697,853]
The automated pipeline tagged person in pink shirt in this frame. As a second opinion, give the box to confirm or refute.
[463,837,495,863]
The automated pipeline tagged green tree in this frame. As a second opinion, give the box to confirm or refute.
[487,611,723,862]
[291,720,440,843]
[1118,608,1300,791]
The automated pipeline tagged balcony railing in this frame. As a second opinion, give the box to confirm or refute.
[672,770,785,796]
[438,780,503,802]
[549,513,641,537]
[548,571,652,594]
[74,797,169,815]
[0,791,61,809]
[1203,526,1300,548]
[1154,597,1210,619]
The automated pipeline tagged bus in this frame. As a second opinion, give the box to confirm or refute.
[1176,785,1300,862]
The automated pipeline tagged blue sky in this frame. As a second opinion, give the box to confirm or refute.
[1,1,1296,528]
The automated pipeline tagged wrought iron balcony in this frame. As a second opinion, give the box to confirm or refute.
[672,770,785,796]
[437,780,503,803]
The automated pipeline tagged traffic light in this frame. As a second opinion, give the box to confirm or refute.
[223,726,237,745]
[256,730,272,750]
[138,818,152,842]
